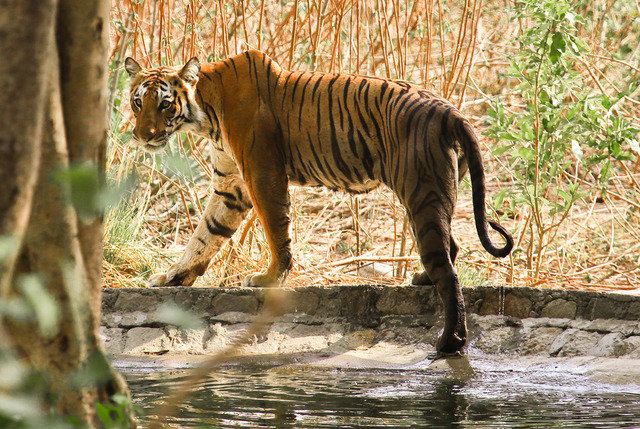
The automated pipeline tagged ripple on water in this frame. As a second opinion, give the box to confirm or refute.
[122,359,640,428]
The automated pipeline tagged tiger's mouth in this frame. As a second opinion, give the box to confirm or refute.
[132,134,171,153]
[141,140,169,153]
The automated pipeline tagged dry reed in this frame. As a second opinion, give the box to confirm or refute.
[106,0,640,293]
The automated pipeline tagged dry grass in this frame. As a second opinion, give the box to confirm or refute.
[105,0,640,291]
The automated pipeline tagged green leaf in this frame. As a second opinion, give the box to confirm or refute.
[0,235,19,263]
[571,140,584,160]
[629,139,640,156]
[70,351,114,389]
[0,393,43,420]
[55,163,101,219]
[95,403,114,426]
[493,144,514,156]
[549,32,566,64]
[18,274,60,338]
[0,358,28,390]
[153,303,203,330]
[98,174,138,211]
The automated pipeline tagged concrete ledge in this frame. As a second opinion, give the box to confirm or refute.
[101,285,640,360]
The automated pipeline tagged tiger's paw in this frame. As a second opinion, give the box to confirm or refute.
[242,273,281,288]
[147,267,198,287]
[147,273,168,287]
[436,330,467,355]
[411,271,434,286]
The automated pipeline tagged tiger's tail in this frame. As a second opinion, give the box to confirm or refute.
[455,117,513,258]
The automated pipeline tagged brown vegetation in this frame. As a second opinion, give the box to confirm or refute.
[106,0,640,291]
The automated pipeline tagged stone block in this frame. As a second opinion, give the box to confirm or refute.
[167,328,207,354]
[550,329,602,357]
[211,293,259,315]
[589,332,625,357]
[376,287,424,315]
[541,299,577,319]
[123,327,171,354]
[621,336,640,358]
[113,291,160,313]
[211,311,256,324]
[591,297,625,320]
[519,327,563,355]
[99,327,123,355]
[473,327,519,354]
[504,294,532,318]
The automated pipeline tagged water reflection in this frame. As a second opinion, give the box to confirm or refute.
[123,358,640,428]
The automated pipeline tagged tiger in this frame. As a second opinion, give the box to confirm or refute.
[124,50,513,354]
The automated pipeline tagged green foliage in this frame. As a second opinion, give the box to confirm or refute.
[55,163,138,220]
[95,393,138,429]
[153,302,204,330]
[484,0,639,273]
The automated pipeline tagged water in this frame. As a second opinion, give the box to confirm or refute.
[122,358,640,428]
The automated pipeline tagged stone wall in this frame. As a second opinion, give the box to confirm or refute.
[101,285,640,360]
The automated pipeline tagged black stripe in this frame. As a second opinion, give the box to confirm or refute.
[297,74,313,127]
[356,129,375,179]
[214,189,237,200]
[229,58,238,76]
[224,200,246,212]
[280,72,293,109]
[327,86,354,183]
[290,72,304,101]
[205,217,235,238]
[311,76,323,100]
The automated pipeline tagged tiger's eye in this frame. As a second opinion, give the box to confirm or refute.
[160,100,172,110]
[133,99,142,108]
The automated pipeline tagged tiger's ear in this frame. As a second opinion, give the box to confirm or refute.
[124,57,142,77]
[179,57,201,84]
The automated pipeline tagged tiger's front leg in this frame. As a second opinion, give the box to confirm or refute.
[147,172,252,287]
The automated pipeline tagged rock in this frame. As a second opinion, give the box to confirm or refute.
[202,323,251,353]
[474,327,519,354]
[550,329,602,357]
[118,311,149,327]
[572,319,637,336]
[615,336,640,358]
[100,327,123,355]
[589,332,625,357]
[541,299,577,319]
[123,327,171,354]
[276,289,321,316]
[167,328,207,354]
[520,327,563,355]
[591,297,625,320]
[211,293,259,315]
[504,294,532,318]
[277,324,335,354]
[211,311,256,324]
[376,287,424,315]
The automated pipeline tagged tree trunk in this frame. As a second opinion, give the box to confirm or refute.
[0,0,55,295]
[0,0,132,426]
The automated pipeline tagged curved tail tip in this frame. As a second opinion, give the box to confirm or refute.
[487,220,514,258]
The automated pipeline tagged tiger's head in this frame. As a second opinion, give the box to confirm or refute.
[124,57,206,152]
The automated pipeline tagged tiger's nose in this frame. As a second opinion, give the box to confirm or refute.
[136,127,157,142]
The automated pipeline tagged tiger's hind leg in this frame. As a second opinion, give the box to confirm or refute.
[396,144,466,354]
[409,210,467,355]
[411,236,458,286]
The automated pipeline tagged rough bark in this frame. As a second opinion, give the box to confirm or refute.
[1,0,132,426]
[0,0,56,295]
[57,0,110,322]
